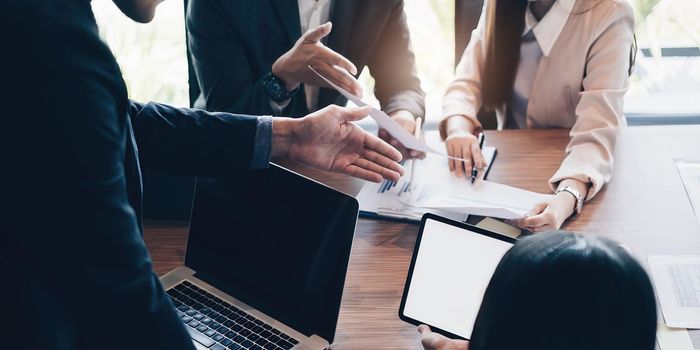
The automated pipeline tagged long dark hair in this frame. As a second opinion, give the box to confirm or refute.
[481,0,528,111]
[469,231,657,350]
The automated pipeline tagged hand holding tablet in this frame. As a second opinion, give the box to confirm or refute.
[399,214,516,340]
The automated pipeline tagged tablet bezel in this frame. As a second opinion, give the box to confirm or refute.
[398,213,518,340]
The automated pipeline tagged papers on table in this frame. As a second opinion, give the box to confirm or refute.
[676,159,700,226]
[657,324,695,350]
[310,66,463,159]
[357,135,550,221]
[419,179,551,220]
[648,255,700,329]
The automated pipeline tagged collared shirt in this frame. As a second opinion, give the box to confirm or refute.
[506,0,575,129]
[270,0,332,113]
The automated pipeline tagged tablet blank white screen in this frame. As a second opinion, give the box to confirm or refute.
[403,219,513,338]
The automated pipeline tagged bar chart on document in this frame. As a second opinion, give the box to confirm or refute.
[357,132,551,222]
[357,143,500,222]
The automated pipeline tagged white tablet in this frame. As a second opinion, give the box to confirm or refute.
[399,214,517,340]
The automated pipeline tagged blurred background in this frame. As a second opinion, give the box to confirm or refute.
[92,0,700,126]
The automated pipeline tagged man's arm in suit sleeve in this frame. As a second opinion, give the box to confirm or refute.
[367,1,426,120]
[186,0,292,115]
[9,25,196,349]
[127,101,272,176]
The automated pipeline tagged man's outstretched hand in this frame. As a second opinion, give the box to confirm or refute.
[271,105,404,182]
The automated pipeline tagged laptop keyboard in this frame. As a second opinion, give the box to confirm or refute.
[167,281,300,350]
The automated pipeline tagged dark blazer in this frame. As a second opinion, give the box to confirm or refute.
[186,0,425,119]
[1,0,261,348]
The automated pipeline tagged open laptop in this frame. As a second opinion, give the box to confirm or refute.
[160,164,359,350]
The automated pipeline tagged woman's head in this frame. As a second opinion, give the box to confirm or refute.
[469,231,657,350]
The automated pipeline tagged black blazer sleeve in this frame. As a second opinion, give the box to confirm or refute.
[367,0,426,120]
[2,13,196,349]
[128,101,260,176]
[186,0,306,116]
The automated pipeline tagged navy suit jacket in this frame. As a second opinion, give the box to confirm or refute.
[1,0,262,348]
[186,0,425,119]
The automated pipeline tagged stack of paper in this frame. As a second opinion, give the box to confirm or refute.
[648,255,700,329]
[357,150,550,222]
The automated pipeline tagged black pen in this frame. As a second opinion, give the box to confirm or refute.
[471,132,485,184]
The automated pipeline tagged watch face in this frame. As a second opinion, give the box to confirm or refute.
[263,72,295,103]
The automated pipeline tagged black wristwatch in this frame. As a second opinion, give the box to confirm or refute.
[262,72,299,103]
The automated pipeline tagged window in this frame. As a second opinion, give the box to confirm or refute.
[626,0,700,124]
[92,0,700,125]
[92,0,189,107]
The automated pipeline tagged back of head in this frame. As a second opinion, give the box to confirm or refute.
[469,231,657,350]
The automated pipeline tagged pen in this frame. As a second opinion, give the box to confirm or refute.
[471,132,485,184]
[409,117,422,191]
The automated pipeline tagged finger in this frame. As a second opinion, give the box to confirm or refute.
[378,129,389,141]
[353,157,401,182]
[317,45,357,75]
[303,22,332,43]
[452,144,464,177]
[526,202,548,217]
[445,142,455,172]
[340,105,372,122]
[520,212,550,229]
[343,164,383,183]
[470,141,485,170]
[315,63,362,97]
[362,148,405,176]
[417,325,432,335]
[460,142,473,177]
[363,133,403,162]
[388,139,411,159]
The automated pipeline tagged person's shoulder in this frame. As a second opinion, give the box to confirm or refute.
[2,0,127,117]
[3,0,116,67]
[578,0,634,25]
[571,0,634,40]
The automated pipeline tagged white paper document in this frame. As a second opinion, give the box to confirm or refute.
[676,159,700,226]
[310,66,460,158]
[649,255,700,329]
[357,142,550,221]
[657,323,695,350]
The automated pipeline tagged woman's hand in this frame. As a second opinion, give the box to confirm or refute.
[418,325,469,350]
[511,192,575,232]
[511,179,587,231]
[444,116,486,178]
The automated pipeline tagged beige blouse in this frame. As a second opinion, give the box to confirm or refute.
[441,0,635,200]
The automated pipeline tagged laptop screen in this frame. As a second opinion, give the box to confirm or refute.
[186,164,358,343]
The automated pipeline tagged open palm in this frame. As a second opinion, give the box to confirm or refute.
[289,105,404,182]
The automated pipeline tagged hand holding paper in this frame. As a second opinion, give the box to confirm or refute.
[310,66,468,161]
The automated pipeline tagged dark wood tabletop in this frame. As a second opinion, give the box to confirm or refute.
[144,125,700,350]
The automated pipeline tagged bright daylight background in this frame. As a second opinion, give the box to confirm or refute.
[92,0,700,125]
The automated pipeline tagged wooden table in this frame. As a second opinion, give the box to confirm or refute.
[144,126,700,350]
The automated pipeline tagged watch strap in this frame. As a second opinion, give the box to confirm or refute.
[556,186,583,216]
[262,72,299,103]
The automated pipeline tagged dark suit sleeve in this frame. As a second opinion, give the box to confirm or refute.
[367,1,426,120]
[186,0,280,115]
[3,19,195,349]
[127,101,262,176]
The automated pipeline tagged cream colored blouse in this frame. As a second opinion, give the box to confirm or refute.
[441,0,635,200]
